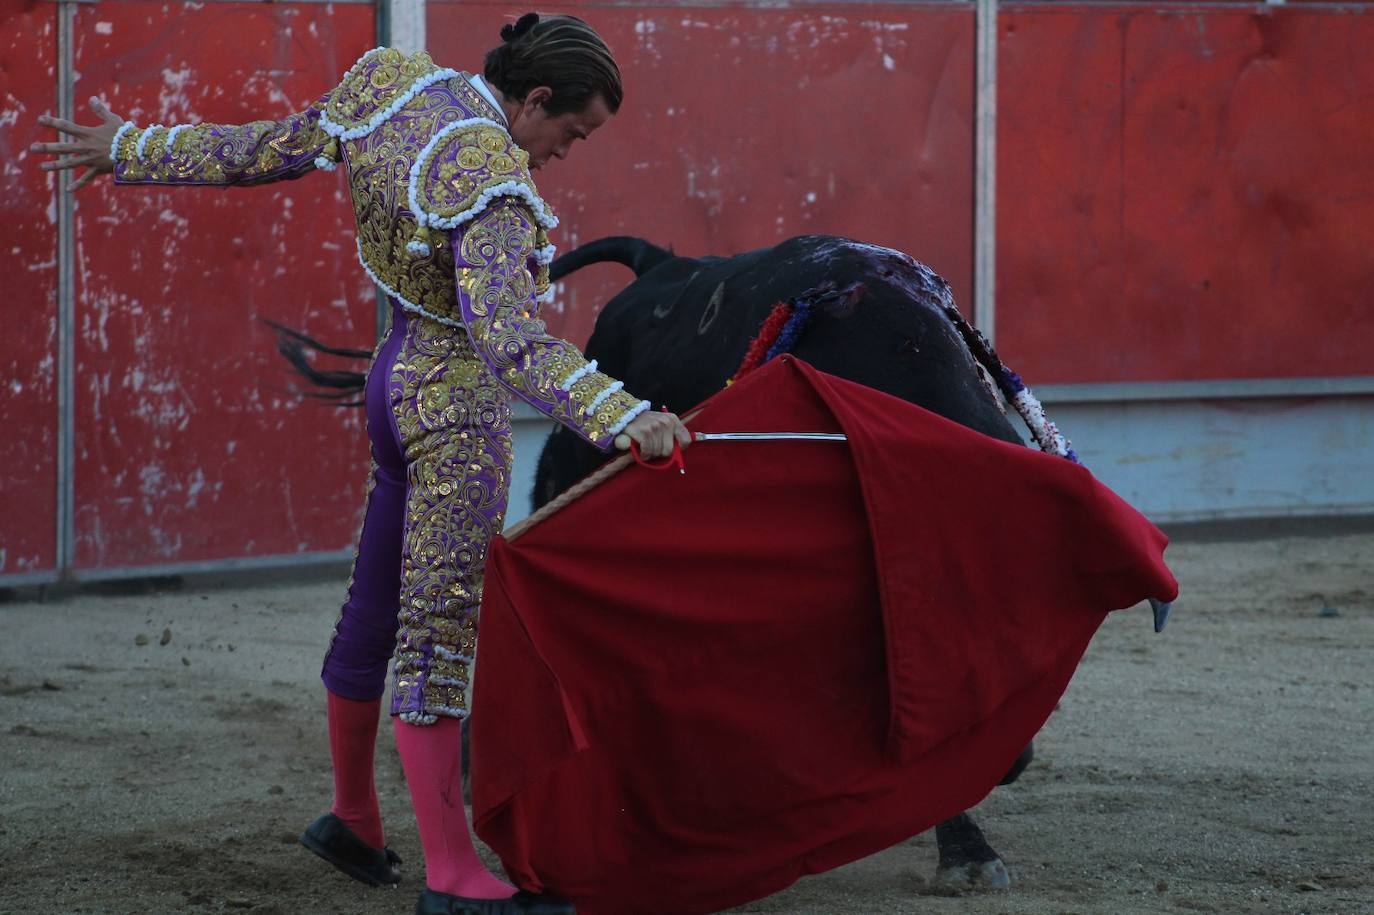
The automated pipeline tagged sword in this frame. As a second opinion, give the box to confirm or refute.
[692,432,847,443]
[614,431,848,473]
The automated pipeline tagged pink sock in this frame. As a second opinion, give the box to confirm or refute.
[394,717,515,899]
[326,691,385,849]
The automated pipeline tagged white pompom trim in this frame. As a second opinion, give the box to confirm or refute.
[429,705,472,720]
[317,46,386,137]
[164,124,191,151]
[355,240,465,329]
[405,239,431,256]
[321,63,462,141]
[399,710,440,724]
[533,244,557,265]
[535,286,556,305]
[407,117,558,232]
[314,155,338,172]
[587,380,625,413]
[434,645,474,664]
[134,124,165,161]
[335,46,388,86]
[608,400,652,436]
[109,121,136,163]
[558,359,597,391]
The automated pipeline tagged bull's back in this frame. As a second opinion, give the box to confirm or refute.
[588,236,1021,446]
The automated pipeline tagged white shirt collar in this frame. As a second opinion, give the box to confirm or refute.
[467,73,507,125]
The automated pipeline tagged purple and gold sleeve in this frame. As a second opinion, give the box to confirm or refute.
[451,200,649,451]
[111,97,332,187]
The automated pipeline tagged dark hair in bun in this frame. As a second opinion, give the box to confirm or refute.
[500,12,540,43]
[484,13,622,116]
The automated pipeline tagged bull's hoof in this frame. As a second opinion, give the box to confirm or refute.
[933,858,1011,891]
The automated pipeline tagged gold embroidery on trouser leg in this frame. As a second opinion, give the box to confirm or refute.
[389,316,512,723]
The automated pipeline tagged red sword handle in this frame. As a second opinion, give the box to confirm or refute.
[628,437,686,474]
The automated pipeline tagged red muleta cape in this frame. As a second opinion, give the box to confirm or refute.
[471,356,1177,915]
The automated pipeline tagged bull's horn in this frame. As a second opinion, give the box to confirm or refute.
[1150,598,1173,633]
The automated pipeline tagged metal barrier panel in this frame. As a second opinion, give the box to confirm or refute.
[68,2,376,571]
[997,6,1374,384]
[0,2,59,580]
[427,1,976,347]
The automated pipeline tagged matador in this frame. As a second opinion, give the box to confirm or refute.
[36,14,688,915]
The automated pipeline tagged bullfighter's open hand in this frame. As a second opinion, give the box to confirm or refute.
[33,97,124,191]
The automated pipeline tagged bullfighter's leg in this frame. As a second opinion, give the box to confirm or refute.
[387,315,516,900]
[301,304,410,885]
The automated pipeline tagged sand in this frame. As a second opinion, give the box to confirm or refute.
[2,524,1370,915]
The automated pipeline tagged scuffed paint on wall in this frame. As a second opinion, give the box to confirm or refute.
[61,2,377,570]
[0,1,59,575]
[997,7,1374,383]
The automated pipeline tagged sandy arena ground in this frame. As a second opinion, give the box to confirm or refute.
[2,524,1370,915]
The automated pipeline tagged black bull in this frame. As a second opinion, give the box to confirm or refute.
[535,233,1035,888]
[532,234,1019,510]
[271,233,1046,888]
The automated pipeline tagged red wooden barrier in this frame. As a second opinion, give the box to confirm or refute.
[997,6,1374,383]
[0,1,59,579]
[67,2,375,570]
[428,0,977,348]
[4,1,1371,578]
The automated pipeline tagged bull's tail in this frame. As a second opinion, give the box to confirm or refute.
[262,319,368,407]
[550,236,674,282]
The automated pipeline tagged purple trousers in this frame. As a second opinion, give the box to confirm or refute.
[320,300,513,723]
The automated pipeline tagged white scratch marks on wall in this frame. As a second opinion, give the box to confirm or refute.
[139,463,167,514]
[185,468,206,508]
[859,20,910,32]
[159,67,193,119]
[685,156,725,218]
[634,19,661,61]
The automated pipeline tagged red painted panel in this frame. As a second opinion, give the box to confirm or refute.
[428,2,976,347]
[0,1,58,577]
[70,4,375,569]
[998,8,1374,384]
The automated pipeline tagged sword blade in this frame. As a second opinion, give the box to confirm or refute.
[693,432,848,442]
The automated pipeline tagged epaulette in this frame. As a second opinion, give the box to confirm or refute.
[404,119,558,256]
[315,47,451,168]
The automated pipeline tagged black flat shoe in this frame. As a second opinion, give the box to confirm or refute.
[299,812,402,886]
[415,888,575,915]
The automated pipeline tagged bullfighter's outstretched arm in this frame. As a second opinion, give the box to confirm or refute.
[32,95,337,190]
[110,98,334,187]
[452,199,650,451]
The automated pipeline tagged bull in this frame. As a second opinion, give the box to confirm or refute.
[530,233,1050,890]
[274,232,1160,891]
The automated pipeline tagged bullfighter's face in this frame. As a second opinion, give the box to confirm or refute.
[507,89,613,171]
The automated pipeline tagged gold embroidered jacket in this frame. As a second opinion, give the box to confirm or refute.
[113,47,650,448]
